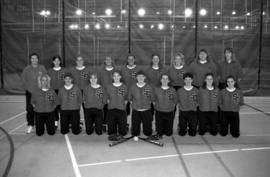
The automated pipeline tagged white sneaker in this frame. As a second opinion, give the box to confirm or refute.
[27,126,33,134]
[133,136,139,141]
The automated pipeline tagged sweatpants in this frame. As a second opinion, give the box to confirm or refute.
[155,110,175,136]
[54,90,60,122]
[198,111,218,136]
[107,109,127,136]
[131,109,152,136]
[60,109,80,135]
[26,91,35,126]
[35,112,55,136]
[178,110,197,136]
[84,108,103,135]
[220,111,240,138]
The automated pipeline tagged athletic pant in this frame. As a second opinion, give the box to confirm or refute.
[107,109,127,136]
[126,101,131,116]
[131,109,152,136]
[35,112,55,136]
[26,91,35,126]
[220,111,240,138]
[198,111,218,136]
[84,108,103,135]
[178,111,197,136]
[155,110,175,136]
[54,90,60,122]
[60,109,80,135]
[103,104,108,125]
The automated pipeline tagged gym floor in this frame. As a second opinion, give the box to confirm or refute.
[1,96,270,177]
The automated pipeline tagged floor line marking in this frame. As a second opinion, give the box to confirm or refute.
[125,154,179,162]
[0,101,25,103]
[241,147,270,151]
[78,160,122,167]
[65,135,82,177]
[0,122,27,140]
[0,111,26,125]
[182,149,239,156]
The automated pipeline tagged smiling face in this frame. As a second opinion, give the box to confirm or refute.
[53,58,61,67]
[225,50,232,62]
[127,56,135,66]
[152,55,160,66]
[199,51,207,62]
[174,55,184,66]
[30,55,39,67]
[40,76,49,89]
[76,56,84,67]
[105,56,113,67]
[112,72,121,83]
[184,77,193,87]
[64,76,73,86]
[227,77,236,89]
[205,75,214,87]
[136,74,146,84]
[89,74,98,85]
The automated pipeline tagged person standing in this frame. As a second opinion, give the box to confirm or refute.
[22,53,47,133]
[47,55,66,130]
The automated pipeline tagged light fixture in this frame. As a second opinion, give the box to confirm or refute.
[224,25,229,30]
[76,9,83,16]
[150,24,154,29]
[204,24,208,28]
[199,9,207,16]
[168,10,172,15]
[232,11,236,15]
[184,8,192,17]
[105,8,112,16]
[216,11,221,15]
[95,23,100,29]
[235,25,239,30]
[138,8,146,16]
[156,11,160,15]
[214,25,218,29]
[84,24,89,29]
[263,11,266,15]
[39,10,51,17]
[117,25,121,29]
[92,12,96,15]
[105,23,110,29]
[121,10,126,14]
[246,12,251,16]
[182,25,186,29]
[171,25,174,29]
[240,25,245,30]
[158,23,164,30]
[69,24,79,30]
[139,24,144,29]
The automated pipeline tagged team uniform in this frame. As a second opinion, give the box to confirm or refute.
[217,60,243,89]
[121,65,141,116]
[83,85,107,135]
[167,65,188,91]
[22,65,47,127]
[177,87,199,136]
[31,88,57,136]
[198,87,219,135]
[58,85,82,135]
[106,84,128,137]
[47,67,66,124]
[220,88,244,137]
[188,60,217,88]
[129,83,154,137]
[153,87,177,137]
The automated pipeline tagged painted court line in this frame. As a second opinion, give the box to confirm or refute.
[0,122,27,140]
[0,111,26,125]
[0,100,25,103]
[65,135,82,177]
[77,146,270,168]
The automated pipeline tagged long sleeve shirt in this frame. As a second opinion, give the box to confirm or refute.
[83,85,107,109]
[31,89,57,113]
[121,65,141,88]
[21,65,47,93]
[106,84,128,110]
[167,65,188,87]
[128,83,154,110]
[177,87,199,111]
[97,66,117,89]
[220,88,244,112]
[198,87,220,112]
[58,85,82,110]
[68,66,92,90]
[144,66,167,87]
[217,60,243,83]
[154,87,177,112]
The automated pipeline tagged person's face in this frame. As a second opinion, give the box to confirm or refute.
[161,75,170,86]
[127,56,135,66]
[152,55,160,65]
[105,57,112,66]
[64,76,73,86]
[227,78,235,89]
[205,75,214,87]
[53,58,61,67]
[112,72,121,83]
[40,76,48,88]
[136,74,145,83]
[174,55,183,66]
[199,51,207,61]
[76,57,84,67]
[184,77,193,86]
[90,75,98,85]
[30,55,38,66]
[225,50,232,61]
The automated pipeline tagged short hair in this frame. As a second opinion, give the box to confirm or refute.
[183,72,193,79]
[136,70,146,77]
[29,52,39,59]
[63,73,73,79]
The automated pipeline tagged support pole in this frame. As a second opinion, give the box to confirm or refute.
[0,0,3,89]
[61,0,66,66]
[257,0,264,89]
[194,0,198,58]
[128,0,131,54]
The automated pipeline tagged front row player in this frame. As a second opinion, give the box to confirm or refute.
[31,74,57,136]
[177,72,199,136]
[220,75,244,138]
[58,73,82,135]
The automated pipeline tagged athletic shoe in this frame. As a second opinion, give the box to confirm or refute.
[27,126,33,134]
[108,134,118,141]
[133,136,139,141]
